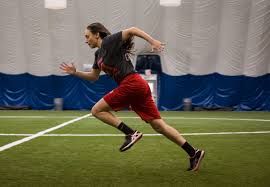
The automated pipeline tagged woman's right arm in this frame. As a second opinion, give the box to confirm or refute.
[122,27,165,52]
[60,63,101,81]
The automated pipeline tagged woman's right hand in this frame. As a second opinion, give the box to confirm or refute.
[60,63,76,75]
[151,39,165,52]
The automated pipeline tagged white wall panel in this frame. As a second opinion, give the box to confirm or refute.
[189,0,221,75]
[162,0,192,75]
[135,0,162,53]
[48,0,81,75]
[0,0,269,76]
[216,0,251,76]
[0,0,26,74]
[19,0,51,76]
[243,0,270,77]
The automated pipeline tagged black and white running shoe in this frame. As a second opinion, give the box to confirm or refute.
[119,131,143,152]
[187,149,205,171]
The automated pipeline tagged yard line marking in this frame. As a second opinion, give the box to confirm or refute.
[0,116,80,119]
[0,114,91,152]
[117,117,270,122]
[0,134,32,136]
[0,131,270,137]
[0,116,270,122]
[163,117,270,122]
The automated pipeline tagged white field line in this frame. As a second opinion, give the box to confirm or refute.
[0,116,80,119]
[0,131,270,137]
[0,114,91,152]
[0,116,270,122]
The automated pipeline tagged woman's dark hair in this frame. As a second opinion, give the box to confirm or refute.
[87,22,134,55]
[87,22,111,39]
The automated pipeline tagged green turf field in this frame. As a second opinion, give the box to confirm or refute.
[0,110,270,186]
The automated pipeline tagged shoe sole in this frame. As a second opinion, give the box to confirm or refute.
[192,150,205,171]
[120,133,143,152]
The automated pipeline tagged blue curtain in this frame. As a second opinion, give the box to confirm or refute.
[158,73,270,111]
[0,73,117,110]
[0,72,269,110]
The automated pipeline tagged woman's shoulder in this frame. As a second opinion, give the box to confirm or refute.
[95,48,101,55]
[102,31,123,48]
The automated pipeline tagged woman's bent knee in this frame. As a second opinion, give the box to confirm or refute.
[91,106,100,117]
[91,99,111,117]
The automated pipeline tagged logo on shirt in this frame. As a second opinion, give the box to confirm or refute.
[97,57,119,76]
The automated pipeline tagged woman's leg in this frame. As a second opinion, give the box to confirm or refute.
[149,118,205,171]
[149,118,187,146]
[91,98,142,152]
[91,98,121,127]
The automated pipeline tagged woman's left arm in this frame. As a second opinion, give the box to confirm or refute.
[122,27,165,52]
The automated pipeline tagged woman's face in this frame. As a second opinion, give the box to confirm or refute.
[84,29,99,48]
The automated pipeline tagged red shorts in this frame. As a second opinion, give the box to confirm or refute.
[103,73,161,122]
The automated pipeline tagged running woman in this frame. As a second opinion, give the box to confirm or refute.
[60,22,205,171]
